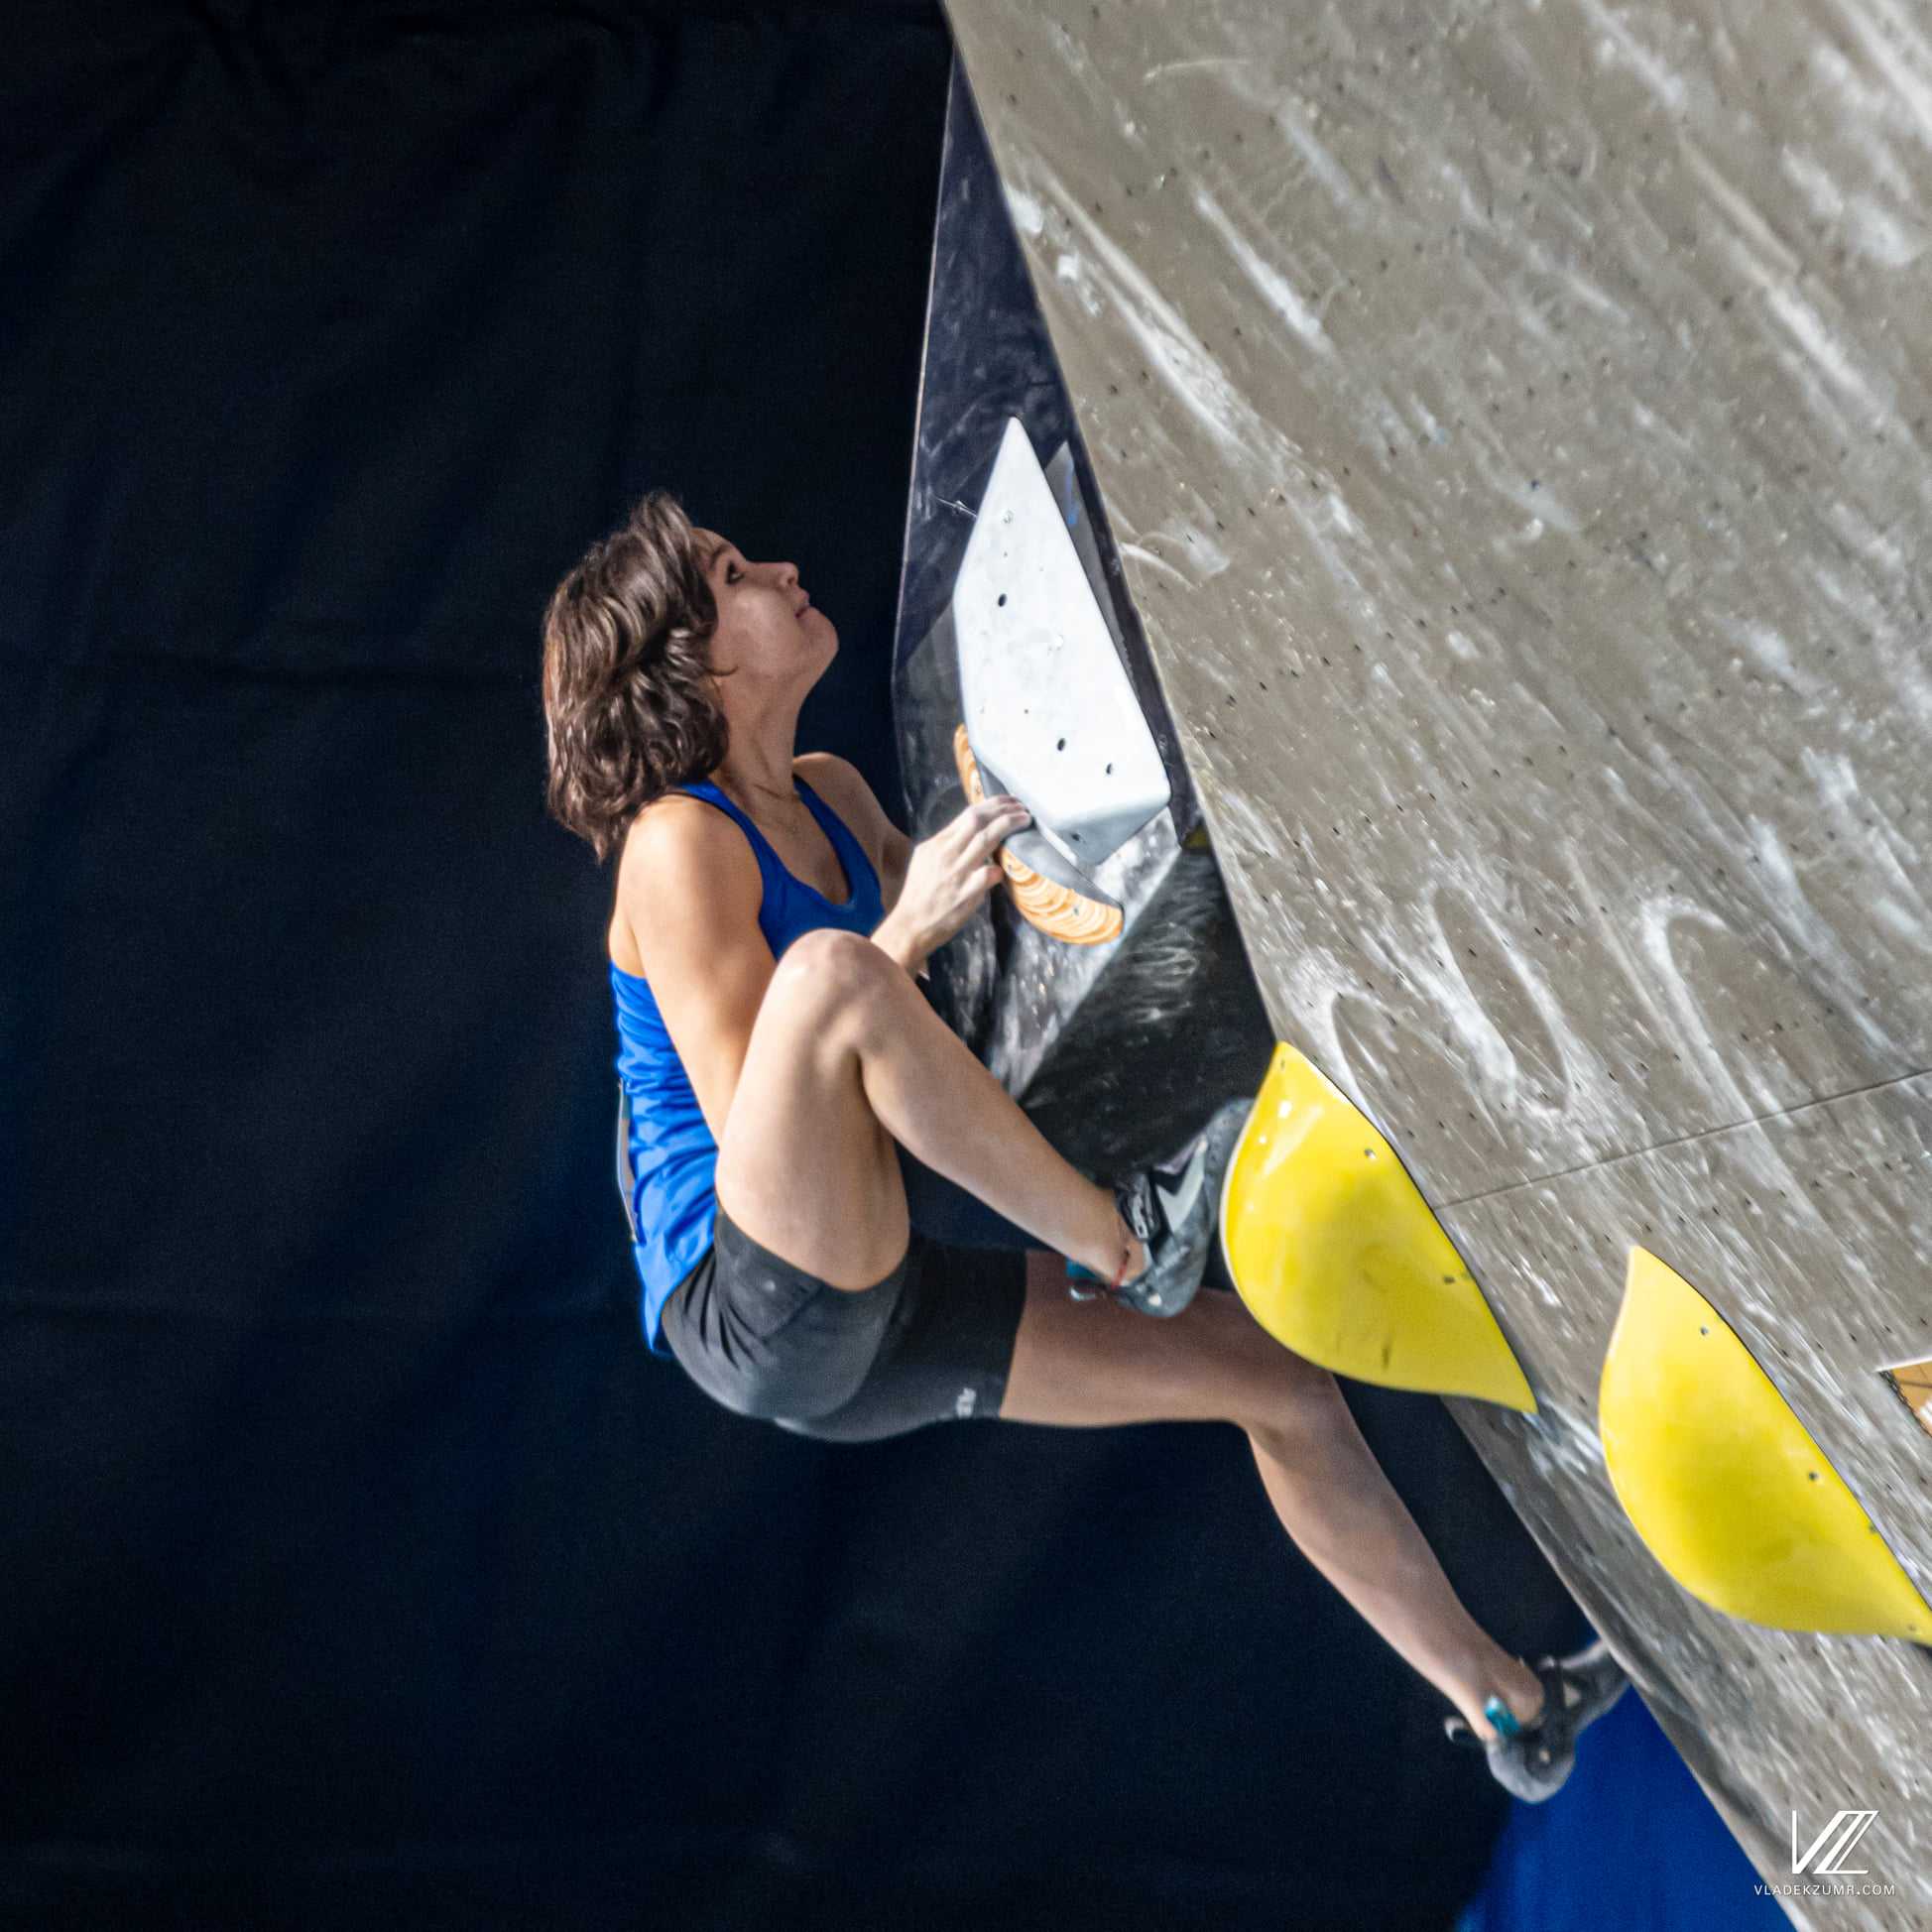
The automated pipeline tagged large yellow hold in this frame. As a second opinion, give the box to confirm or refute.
[1220,1043,1536,1411]
[1601,1249,1932,1639]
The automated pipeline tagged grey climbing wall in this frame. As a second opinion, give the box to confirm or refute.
[894,66,1276,1179]
[938,1,1932,1919]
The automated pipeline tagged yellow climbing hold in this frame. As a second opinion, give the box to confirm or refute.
[1601,1249,1932,1639]
[1219,1043,1535,1411]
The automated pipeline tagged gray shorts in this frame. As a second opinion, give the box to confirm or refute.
[659,1207,1028,1443]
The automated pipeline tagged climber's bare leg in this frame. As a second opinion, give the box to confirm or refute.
[1001,1258,1544,1739]
[715,928,1137,1289]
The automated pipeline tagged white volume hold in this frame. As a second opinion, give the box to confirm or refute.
[953,418,1170,883]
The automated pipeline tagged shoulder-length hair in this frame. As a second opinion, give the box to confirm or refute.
[542,491,726,860]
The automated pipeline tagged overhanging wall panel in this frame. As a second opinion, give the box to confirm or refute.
[1447,1077,1932,1880]
[942,0,1932,1915]
[945,0,1932,1194]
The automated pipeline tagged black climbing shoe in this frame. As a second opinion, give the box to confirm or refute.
[1444,1638,1630,1803]
[1107,1099,1251,1318]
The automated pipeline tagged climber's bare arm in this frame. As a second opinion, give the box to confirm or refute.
[793,751,1024,978]
[790,752,913,910]
[612,794,774,1140]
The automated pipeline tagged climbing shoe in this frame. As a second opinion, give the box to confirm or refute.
[1104,1099,1251,1318]
[1444,1638,1630,1802]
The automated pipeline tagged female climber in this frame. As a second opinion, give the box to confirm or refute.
[541,490,1626,1800]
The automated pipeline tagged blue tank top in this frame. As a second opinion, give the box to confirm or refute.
[610,776,887,1349]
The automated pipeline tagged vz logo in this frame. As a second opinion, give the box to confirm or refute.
[1790,1809,1877,1876]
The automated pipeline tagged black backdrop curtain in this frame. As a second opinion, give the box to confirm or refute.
[1,5,1576,1926]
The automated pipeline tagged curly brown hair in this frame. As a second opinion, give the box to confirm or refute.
[542,491,727,861]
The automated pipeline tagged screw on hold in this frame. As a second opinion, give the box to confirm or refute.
[1056,738,1066,750]
[998,592,1007,606]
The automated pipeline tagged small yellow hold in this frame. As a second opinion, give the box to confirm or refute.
[1601,1249,1932,1639]
[1219,1043,1535,1410]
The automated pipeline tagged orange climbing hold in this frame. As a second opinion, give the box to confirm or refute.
[954,725,1122,945]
